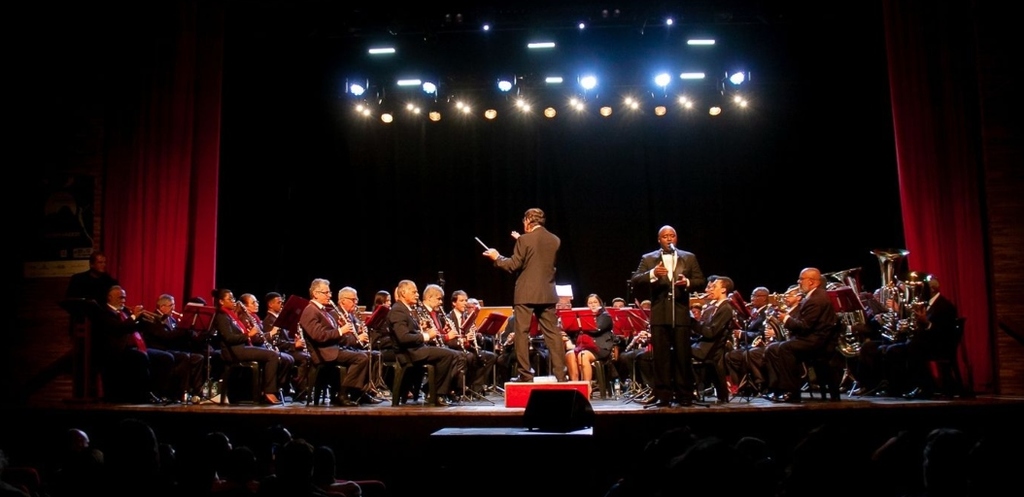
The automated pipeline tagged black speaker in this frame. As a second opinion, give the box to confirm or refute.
[523,389,595,432]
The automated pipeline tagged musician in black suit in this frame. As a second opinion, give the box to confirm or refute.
[142,293,204,402]
[297,279,376,406]
[211,288,283,405]
[92,285,174,403]
[629,225,706,408]
[264,292,312,401]
[483,207,566,382]
[763,268,839,403]
[691,276,738,403]
[387,279,465,407]
[724,287,772,393]
[446,289,497,395]
[883,277,959,399]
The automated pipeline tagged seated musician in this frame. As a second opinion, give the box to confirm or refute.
[689,276,737,403]
[335,286,385,403]
[565,294,616,386]
[387,280,466,407]
[263,292,312,402]
[93,285,175,403]
[211,288,283,404]
[238,293,296,398]
[448,290,497,395]
[141,293,205,403]
[297,279,377,406]
[723,287,771,395]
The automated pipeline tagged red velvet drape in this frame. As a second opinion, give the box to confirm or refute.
[883,0,992,392]
[103,1,222,312]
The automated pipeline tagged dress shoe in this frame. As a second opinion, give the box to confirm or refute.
[330,396,358,407]
[428,396,450,407]
[773,392,801,404]
[903,387,932,400]
[262,393,282,405]
[400,397,422,406]
[355,394,385,405]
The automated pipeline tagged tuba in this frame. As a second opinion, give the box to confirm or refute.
[872,248,911,341]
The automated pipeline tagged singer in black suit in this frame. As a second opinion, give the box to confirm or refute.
[629,225,706,407]
[764,268,839,403]
[483,207,566,382]
[388,279,465,406]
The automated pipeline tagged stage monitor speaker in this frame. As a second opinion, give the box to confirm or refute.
[523,389,594,432]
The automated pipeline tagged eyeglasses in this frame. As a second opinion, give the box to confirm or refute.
[341,297,358,303]
[315,290,331,295]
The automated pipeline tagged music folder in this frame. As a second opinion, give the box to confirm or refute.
[608,308,647,337]
[476,313,508,336]
[181,303,216,339]
[827,286,864,313]
[556,308,597,332]
[364,304,390,329]
[274,295,312,332]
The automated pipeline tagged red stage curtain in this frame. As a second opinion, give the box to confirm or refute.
[884,0,992,391]
[103,1,223,310]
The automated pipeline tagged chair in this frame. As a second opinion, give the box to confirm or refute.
[692,354,730,402]
[306,362,349,406]
[388,355,436,406]
[591,359,612,399]
[219,360,261,405]
[928,317,970,398]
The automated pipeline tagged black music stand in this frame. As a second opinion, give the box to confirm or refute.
[59,298,100,403]
[361,304,390,392]
[180,303,216,403]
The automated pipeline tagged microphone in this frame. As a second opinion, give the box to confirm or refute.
[669,243,677,252]
[438,271,445,287]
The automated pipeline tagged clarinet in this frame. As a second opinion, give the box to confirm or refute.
[416,303,446,347]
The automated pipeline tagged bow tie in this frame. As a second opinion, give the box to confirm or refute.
[662,249,674,255]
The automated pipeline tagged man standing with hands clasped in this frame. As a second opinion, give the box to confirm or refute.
[630,225,706,407]
[483,208,567,382]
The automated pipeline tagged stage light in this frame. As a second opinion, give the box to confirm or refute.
[349,83,366,96]
[482,23,491,31]
[569,97,585,112]
[654,73,671,88]
[578,22,586,30]
[397,79,422,87]
[544,107,557,118]
[580,75,597,91]
[368,47,396,55]
[599,106,613,117]
[728,72,746,85]
[484,109,497,120]
[654,105,667,116]
[545,76,563,84]
[497,79,513,92]
[422,81,438,94]
[527,41,556,49]
[678,96,695,109]
[381,113,394,123]
[687,39,715,46]
[680,72,705,80]
[428,111,441,122]
[709,106,722,116]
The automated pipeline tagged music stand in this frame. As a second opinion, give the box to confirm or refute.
[476,313,509,337]
[360,304,390,392]
[274,295,311,333]
[180,303,216,403]
[556,308,597,334]
[827,286,864,313]
[608,308,647,339]
[59,298,101,403]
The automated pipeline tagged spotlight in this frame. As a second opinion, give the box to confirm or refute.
[422,82,438,94]
[580,75,598,91]
[484,109,497,120]
[654,73,671,88]
[544,107,557,118]
[599,106,613,117]
[381,113,394,123]
[728,72,747,85]
[709,106,722,116]
[428,111,441,122]
[349,83,366,96]
[654,105,667,116]
[497,79,513,92]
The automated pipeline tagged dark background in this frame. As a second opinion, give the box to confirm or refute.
[211,2,903,307]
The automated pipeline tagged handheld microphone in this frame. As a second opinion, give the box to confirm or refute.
[669,243,677,252]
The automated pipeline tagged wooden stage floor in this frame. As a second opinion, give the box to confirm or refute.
[4,381,1023,497]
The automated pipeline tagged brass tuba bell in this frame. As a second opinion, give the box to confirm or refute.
[871,248,911,341]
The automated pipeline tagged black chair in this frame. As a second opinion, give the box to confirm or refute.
[218,360,261,405]
[306,362,349,406]
[387,355,436,406]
